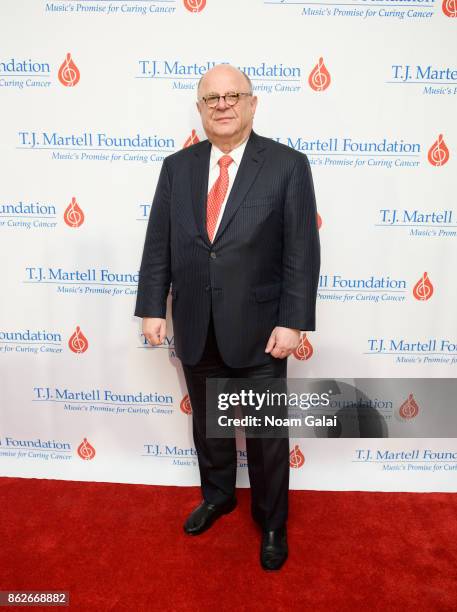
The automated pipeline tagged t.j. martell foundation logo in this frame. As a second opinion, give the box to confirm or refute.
[183,129,200,148]
[412,272,434,301]
[64,197,84,227]
[398,394,419,420]
[293,334,313,361]
[78,437,96,460]
[428,135,450,167]
[289,444,305,468]
[58,53,80,87]
[68,326,89,353]
[183,0,206,12]
[308,58,331,92]
[442,0,457,18]
[180,394,192,415]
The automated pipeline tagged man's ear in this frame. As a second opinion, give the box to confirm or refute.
[251,96,258,116]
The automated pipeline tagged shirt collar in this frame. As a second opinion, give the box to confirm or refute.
[210,138,248,171]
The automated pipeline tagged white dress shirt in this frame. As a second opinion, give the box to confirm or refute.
[207,139,248,236]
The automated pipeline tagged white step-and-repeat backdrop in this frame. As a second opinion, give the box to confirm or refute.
[1,0,456,491]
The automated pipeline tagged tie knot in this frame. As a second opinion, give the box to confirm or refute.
[218,155,233,169]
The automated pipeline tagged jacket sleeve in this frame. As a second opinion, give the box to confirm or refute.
[134,160,172,318]
[277,154,320,331]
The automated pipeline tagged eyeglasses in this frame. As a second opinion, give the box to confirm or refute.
[200,92,252,108]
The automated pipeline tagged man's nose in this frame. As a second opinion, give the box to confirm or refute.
[215,96,229,110]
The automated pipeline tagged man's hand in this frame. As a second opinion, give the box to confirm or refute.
[142,317,166,346]
[265,326,301,359]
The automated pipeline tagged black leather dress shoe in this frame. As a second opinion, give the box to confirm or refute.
[183,498,237,535]
[260,526,288,570]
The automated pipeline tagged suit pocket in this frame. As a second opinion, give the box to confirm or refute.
[253,283,281,303]
[242,197,277,208]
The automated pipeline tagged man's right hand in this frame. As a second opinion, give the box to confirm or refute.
[142,317,166,346]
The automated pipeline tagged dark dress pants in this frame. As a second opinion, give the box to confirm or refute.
[182,313,289,531]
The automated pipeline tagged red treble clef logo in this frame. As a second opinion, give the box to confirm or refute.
[180,394,192,415]
[58,53,80,87]
[308,57,331,92]
[412,272,434,301]
[442,0,457,17]
[78,438,96,460]
[183,0,206,12]
[427,134,450,167]
[183,129,200,148]
[64,197,85,228]
[398,394,419,420]
[293,334,314,361]
[68,326,89,354]
[289,444,305,468]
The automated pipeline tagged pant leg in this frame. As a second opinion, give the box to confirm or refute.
[239,357,290,530]
[182,315,237,506]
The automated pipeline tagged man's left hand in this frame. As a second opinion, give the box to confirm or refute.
[265,327,301,359]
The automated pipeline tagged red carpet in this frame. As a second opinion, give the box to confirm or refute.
[1,477,457,611]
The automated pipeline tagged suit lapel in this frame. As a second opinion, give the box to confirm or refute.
[213,131,266,243]
[191,140,211,247]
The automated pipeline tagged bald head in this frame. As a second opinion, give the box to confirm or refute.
[197,64,253,98]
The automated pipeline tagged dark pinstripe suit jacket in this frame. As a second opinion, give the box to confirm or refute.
[135,130,320,367]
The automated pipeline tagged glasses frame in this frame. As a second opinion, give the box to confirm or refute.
[199,92,253,108]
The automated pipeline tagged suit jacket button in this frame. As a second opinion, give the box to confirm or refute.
[205,285,211,291]
[210,252,217,259]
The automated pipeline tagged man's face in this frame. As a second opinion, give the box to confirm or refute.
[197,67,257,145]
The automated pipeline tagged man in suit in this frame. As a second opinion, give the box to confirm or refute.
[135,64,320,570]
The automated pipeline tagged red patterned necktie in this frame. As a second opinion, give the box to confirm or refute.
[206,155,233,242]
